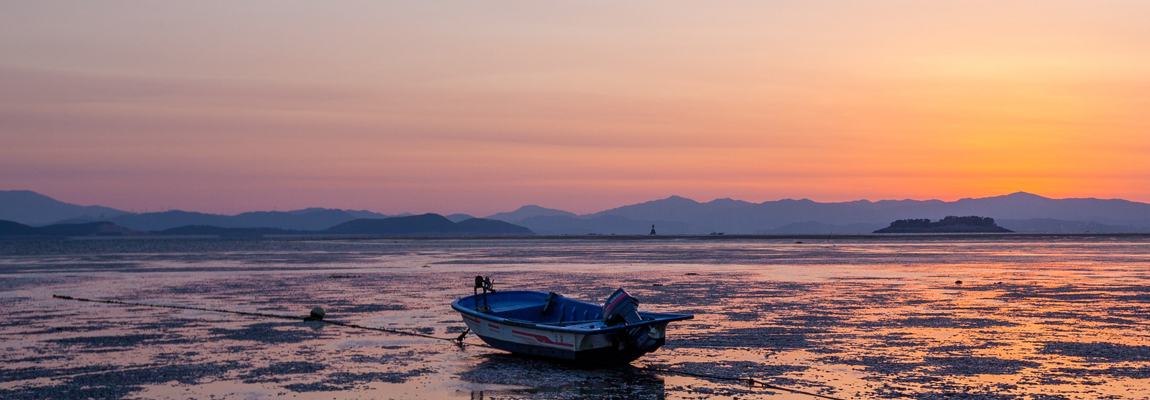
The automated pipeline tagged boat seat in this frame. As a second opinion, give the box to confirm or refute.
[487,301,545,315]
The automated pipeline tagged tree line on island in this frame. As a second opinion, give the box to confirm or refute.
[873,216,1012,233]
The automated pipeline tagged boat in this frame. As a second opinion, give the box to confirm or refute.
[451,276,693,364]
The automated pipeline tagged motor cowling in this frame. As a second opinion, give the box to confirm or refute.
[602,288,660,352]
[603,288,640,326]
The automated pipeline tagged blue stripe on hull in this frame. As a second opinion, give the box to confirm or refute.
[478,334,578,360]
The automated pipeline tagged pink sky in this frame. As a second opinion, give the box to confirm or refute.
[3,1,1149,215]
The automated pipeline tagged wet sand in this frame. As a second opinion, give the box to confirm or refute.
[2,237,1149,399]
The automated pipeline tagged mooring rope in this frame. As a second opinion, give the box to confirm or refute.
[635,366,845,400]
[50,294,459,343]
[52,294,846,400]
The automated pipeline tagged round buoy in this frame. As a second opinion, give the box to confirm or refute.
[310,307,325,321]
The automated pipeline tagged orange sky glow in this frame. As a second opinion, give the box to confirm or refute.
[2,1,1149,215]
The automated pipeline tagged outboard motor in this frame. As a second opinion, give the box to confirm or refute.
[602,288,659,351]
[603,288,641,326]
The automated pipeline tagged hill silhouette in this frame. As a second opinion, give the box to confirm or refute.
[513,215,695,235]
[0,220,39,236]
[103,208,385,231]
[874,216,1012,233]
[159,225,301,237]
[324,214,533,236]
[446,214,476,222]
[0,190,129,226]
[6,190,1150,235]
[580,192,1150,234]
[1,214,533,238]
[485,205,577,222]
[0,220,143,237]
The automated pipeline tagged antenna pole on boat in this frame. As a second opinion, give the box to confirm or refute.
[474,275,494,312]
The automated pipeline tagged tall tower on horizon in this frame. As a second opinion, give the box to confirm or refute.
[649,224,656,235]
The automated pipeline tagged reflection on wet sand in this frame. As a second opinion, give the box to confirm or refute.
[461,354,667,399]
[1,237,1149,399]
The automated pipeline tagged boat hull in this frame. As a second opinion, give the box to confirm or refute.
[453,290,689,365]
[460,313,668,364]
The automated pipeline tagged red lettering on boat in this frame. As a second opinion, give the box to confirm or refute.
[512,330,574,348]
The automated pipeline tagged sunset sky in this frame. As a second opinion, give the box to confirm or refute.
[3,1,1149,215]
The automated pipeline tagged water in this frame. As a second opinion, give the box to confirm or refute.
[2,236,1149,399]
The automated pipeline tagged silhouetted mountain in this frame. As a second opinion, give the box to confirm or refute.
[446,214,476,222]
[9,190,1150,235]
[0,190,130,226]
[230,209,362,230]
[486,205,577,222]
[755,221,885,235]
[108,208,367,231]
[588,193,1150,234]
[455,218,535,235]
[998,219,1149,234]
[289,208,391,219]
[107,210,232,231]
[160,225,301,238]
[0,220,39,236]
[324,214,534,237]
[0,191,402,230]
[0,220,142,237]
[514,215,696,235]
[875,216,1012,233]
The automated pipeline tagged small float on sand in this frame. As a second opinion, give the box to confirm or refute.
[451,276,693,364]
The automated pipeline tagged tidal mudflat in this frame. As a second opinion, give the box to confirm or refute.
[2,237,1150,399]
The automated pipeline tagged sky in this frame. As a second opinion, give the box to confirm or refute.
[2,1,1149,216]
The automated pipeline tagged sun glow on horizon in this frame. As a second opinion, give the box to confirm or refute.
[2,1,1149,215]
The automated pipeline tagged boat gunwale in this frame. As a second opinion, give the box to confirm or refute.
[451,290,693,334]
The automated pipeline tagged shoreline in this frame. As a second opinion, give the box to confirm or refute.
[6,232,1150,241]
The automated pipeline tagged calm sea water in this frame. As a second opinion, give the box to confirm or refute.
[2,236,1149,399]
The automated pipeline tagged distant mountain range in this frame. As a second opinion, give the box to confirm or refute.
[561,193,1150,234]
[483,193,1150,235]
[93,208,388,231]
[3,190,1150,235]
[0,220,143,237]
[0,190,130,226]
[1,190,402,231]
[326,214,532,236]
[0,214,533,238]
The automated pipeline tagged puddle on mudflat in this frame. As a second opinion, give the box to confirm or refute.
[2,237,1150,399]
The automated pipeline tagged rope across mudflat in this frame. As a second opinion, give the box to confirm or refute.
[52,294,846,400]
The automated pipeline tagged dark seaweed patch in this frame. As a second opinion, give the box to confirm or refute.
[816,355,921,375]
[1053,366,1150,379]
[927,341,1007,353]
[284,370,433,392]
[240,361,327,383]
[0,362,243,400]
[21,323,118,335]
[46,333,164,348]
[1040,341,1150,362]
[925,356,1040,375]
[209,322,327,344]
[0,364,118,382]
[673,326,823,350]
[895,316,1018,329]
[673,360,807,377]
[326,303,407,314]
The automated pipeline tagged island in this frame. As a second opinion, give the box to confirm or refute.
[874,216,1013,233]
